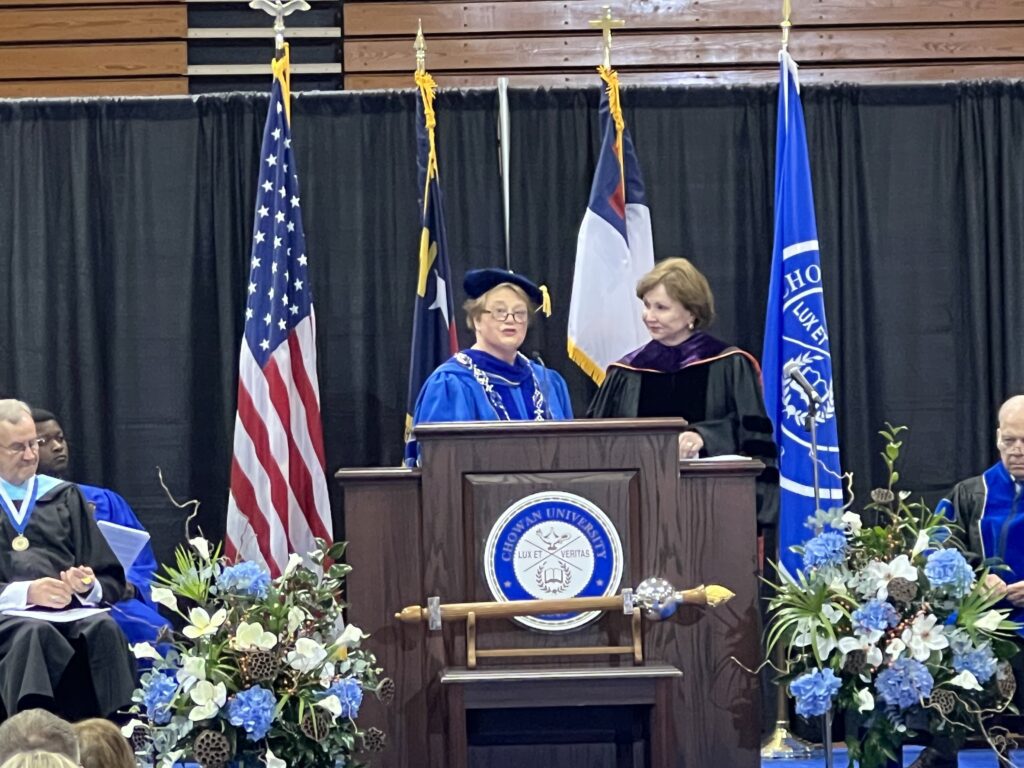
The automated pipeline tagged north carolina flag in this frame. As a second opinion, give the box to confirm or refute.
[762,51,844,576]
[403,69,458,465]
[567,67,654,385]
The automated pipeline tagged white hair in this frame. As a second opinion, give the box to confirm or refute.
[0,399,31,425]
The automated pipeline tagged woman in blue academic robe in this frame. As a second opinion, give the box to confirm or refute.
[405,268,573,465]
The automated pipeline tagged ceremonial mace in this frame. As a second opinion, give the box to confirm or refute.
[397,577,734,668]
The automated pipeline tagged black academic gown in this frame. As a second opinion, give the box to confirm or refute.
[0,481,137,718]
[588,344,780,527]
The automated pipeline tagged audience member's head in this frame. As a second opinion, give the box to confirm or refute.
[73,719,133,768]
[0,753,80,768]
[0,709,79,765]
[29,408,69,479]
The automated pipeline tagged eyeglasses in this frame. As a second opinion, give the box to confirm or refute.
[484,309,528,324]
[36,433,66,448]
[1,438,45,455]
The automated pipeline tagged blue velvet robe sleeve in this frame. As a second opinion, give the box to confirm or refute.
[79,486,159,608]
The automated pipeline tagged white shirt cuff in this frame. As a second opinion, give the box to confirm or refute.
[0,582,33,611]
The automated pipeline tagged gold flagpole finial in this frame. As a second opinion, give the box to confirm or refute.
[249,0,311,54]
[415,19,427,74]
[780,0,792,50]
[589,5,625,70]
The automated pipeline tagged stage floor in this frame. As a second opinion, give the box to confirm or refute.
[765,746,1016,767]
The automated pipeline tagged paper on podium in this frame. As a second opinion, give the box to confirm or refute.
[2,607,109,623]
[96,520,151,571]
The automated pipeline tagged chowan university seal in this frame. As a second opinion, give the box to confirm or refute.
[483,491,623,632]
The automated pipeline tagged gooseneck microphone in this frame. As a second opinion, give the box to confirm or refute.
[783,360,822,404]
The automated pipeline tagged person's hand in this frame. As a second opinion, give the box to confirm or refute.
[678,432,704,460]
[984,572,1008,596]
[27,577,73,608]
[1004,581,1024,607]
[60,565,96,595]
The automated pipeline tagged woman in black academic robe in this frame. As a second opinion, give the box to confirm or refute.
[587,257,779,527]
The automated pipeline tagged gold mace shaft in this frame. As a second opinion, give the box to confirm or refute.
[395,586,718,624]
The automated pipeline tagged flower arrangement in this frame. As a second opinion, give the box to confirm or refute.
[123,537,390,768]
[768,425,1022,767]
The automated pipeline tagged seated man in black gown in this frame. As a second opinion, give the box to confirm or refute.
[0,399,136,719]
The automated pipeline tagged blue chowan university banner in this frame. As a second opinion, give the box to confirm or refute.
[762,51,844,576]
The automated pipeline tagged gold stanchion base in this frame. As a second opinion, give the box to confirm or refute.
[761,721,823,760]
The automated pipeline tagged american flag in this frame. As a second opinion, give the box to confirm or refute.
[226,54,332,576]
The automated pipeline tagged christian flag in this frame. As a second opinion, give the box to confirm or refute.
[762,51,844,576]
[403,69,458,464]
[226,46,332,576]
[567,67,654,385]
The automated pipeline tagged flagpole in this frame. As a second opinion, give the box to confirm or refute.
[761,0,823,760]
[497,76,511,270]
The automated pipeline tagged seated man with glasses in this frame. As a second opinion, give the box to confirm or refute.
[405,268,573,465]
[0,399,136,720]
[912,394,1024,767]
[31,408,170,648]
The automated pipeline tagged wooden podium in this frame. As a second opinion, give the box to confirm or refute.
[336,419,762,768]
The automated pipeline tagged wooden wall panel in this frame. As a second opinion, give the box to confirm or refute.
[0,6,186,43]
[0,1,186,98]
[342,0,1024,88]
[345,0,1024,36]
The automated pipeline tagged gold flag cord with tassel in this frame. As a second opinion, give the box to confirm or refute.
[598,64,626,188]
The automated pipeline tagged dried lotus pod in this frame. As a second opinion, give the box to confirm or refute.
[361,726,387,753]
[376,677,396,705]
[997,662,1017,701]
[886,577,918,605]
[929,688,956,715]
[871,488,896,504]
[842,650,867,675]
[193,729,231,768]
[240,649,279,684]
[300,708,333,742]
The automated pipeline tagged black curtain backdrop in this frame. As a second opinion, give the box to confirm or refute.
[1,82,1022,565]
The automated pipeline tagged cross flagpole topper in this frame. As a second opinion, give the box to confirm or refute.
[589,5,625,70]
[249,0,311,51]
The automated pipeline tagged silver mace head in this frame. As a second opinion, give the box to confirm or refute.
[634,577,736,621]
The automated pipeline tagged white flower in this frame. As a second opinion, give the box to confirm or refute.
[120,718,146,738]
[286,637,328,673]
[265,747,287,768]
[901,613,949,661]
[949,671,983,691]
[131,642,162,661]
[855,688,875,712]
[157,750,184,768]
[976,609,1008,632]
[188,680,227,721]
[232,621,278,651]
[841,511,863,535]
[189,536,211,561]
[176,654,207,688]
[287,606,306,635]
[793,618,838,660]
[183,607,227,639]
[283,552,304,577]
[911,531,931,558]
[318,661,336,688]
[316,694,342,719]
[150,586,178,612]
[864,554,918,599]
[337,623,364,650]
[838,635,883,668]
[886,638,906,660]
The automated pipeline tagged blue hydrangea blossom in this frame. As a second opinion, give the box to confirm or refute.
[790,668,842,717]
[227,685,277,741]
[217,561,271,599]
[875,658,934,710]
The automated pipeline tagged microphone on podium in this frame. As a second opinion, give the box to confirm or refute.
[783,360,822,404]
